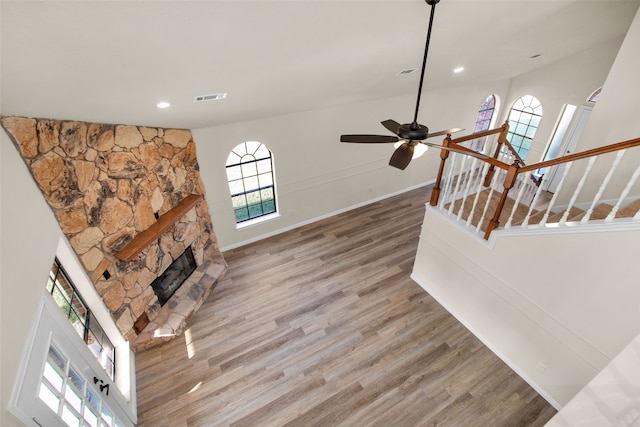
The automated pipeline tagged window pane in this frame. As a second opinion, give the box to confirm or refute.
[262,199,276,213]
[225,152,241,167]
[84,408,99,427]
[49,344,67,372]
[233,143,247,157]
[529,115,541,128]
[62,404,81,427]
[232,195,247,209]
[241,162,257,177]
[235,208,249,222]
[246,191,261,205]
[243,176,259,192]
[260,188,274,203]
[254,144,270,159]
[514,123,528,136]
[65,386,83,413]
[256,159,272,174]
[101,406,114,426]
[226,165,242,181]
[52,286,72,315]
[245,140,261,155]
[228,180,244,196]
[39,381,61,412]
[248,203,263,218]
[525,126,537,138]
[258,173,273,187]
[44,361,65,392]
[86,388,100,413]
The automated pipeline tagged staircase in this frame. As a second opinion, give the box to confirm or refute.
[445,188,640,235]
[429,122,640,240]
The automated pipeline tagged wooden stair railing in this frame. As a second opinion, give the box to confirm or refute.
[429,124,640,240]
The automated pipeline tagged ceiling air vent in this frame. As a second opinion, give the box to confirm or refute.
[397,68,417,76]
[193,93,227,103]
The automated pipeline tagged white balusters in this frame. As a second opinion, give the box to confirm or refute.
[505,171,533,229]
[449,153,470,215]
[522,172,551,226]
[606,162,640,222]
[430,131,640,239]
[581,149,626,223]
[476,167,502,233]
[559,156,597,225]
[540,162,573,225]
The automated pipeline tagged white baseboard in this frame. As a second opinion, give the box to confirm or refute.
[220,180,435,252]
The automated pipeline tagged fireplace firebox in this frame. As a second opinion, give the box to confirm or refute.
[150,246,197,306]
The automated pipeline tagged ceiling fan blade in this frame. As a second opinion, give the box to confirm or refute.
[389,142,414,170]
[341,134,399,143]
[381,119,401,135]
[426,128,464,139]
[420,141,493,161]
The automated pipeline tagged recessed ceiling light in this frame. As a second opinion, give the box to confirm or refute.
[453,66,465,74]
[397,68,417,76]
[157,101,171,109]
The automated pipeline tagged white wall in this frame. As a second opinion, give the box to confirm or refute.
[193,83,510,250]
[499,36,625,164]
[1,131,62,427]
[412,8,640,408]
[413,213,640,407]
[562,7,640,203]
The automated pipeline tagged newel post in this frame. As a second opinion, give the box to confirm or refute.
[484,159,520,240]
[430,135,453,206]
[483,120,510,187]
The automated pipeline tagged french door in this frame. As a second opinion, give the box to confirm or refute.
[10,293,136,427]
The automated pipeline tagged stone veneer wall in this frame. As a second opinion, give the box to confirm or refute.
[1,116,227,350]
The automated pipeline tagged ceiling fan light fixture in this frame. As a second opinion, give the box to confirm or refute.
[394,140,428,159]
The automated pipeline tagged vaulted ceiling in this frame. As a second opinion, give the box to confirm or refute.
[2,0,639,130]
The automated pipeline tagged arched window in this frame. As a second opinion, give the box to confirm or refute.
[474,95,496,133]
[506,95,543,160]
[226,141,277,224]
[588,87,602,103]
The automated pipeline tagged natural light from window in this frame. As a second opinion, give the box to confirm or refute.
[225,141,278,226]
[506,95,543,159]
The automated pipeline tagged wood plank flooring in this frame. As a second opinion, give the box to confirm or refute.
[135,186,557,426]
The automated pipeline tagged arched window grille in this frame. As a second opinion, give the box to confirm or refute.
[474,95,496,133]
[226,141,277,223]
[506,95,543,159]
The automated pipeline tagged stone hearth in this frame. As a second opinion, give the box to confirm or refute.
[1,116,227,350]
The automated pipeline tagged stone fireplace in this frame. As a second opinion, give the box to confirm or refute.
[1,116,227,351]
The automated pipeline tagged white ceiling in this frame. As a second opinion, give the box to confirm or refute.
[1,0,639,130]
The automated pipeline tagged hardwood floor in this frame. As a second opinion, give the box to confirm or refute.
[135,186,557,426]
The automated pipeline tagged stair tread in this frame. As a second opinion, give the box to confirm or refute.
[616,198,640,218]
[443,187,638,233]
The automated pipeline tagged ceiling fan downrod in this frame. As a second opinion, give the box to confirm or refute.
[411,0,440,128]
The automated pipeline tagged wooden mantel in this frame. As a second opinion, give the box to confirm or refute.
[115,194,203,261]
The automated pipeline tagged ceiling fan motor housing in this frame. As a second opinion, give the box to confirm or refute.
[425,0,440,5]
[398,123,429,141]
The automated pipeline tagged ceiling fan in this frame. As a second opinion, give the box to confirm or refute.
[341,0,485,170]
